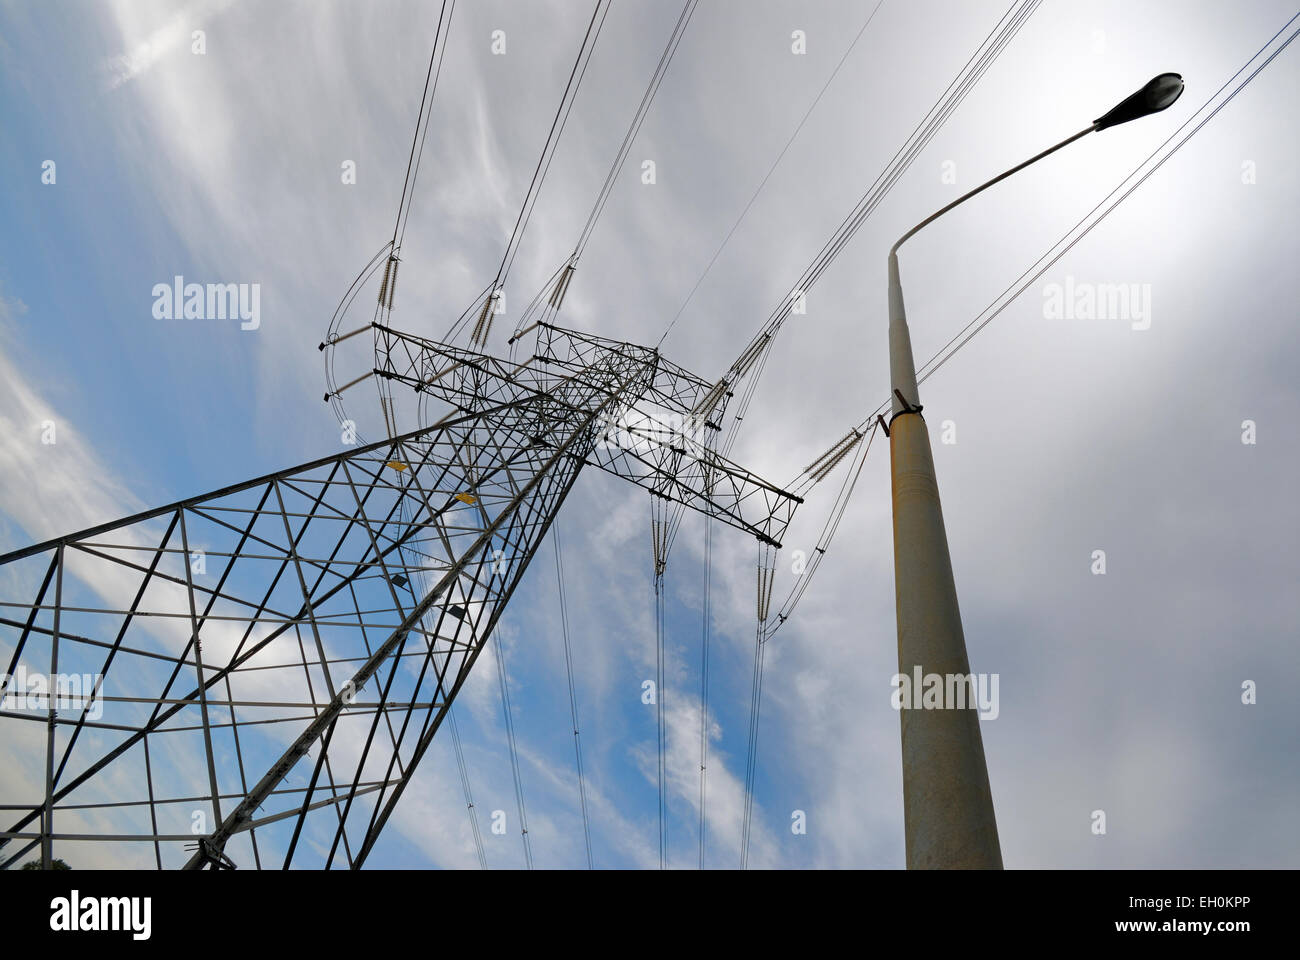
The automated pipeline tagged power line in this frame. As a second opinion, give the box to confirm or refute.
[322,3,455,447]
[494,633,534,869]
[497,0,700,349]
[576,0,700,261]
[740,629,766,869]
[763,420,880,644]
[657,0,885,348]
[740,543,776,868]
[661,0,1041,565]
[654,574,667,870]
[649,493,671,870]
[553,523,594,868]
[697,511,712,869]
[447,706,488,869]
[459,1,699,351]
[391,0,457,252]
[713,0,1041,398]
[488,1,612,298]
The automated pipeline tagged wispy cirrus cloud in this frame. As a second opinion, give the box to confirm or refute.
[105,0,236,89]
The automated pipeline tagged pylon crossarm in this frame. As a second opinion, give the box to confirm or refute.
[586,432,801,547]
[371,321,793,543]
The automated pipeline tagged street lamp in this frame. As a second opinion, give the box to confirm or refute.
[886,73,1184,870]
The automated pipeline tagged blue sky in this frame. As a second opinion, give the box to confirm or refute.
[1,0,1298,869]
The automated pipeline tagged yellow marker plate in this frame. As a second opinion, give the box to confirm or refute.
[454,492,478,505]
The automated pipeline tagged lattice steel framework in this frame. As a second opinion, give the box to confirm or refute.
[0,322,800,869]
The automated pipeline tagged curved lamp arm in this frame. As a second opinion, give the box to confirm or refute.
[887,125,1095,418]
[887,73,1184,419]
[890,125,1096,259]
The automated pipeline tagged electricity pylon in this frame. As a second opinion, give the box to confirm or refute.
[0,319,799,869]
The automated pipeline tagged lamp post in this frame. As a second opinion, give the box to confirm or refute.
[887,74,1184,869]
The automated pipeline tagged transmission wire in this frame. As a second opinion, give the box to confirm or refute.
[657,0,885,347]
[494,632,534,869]
[660,0,1040,564]
[491,0,612,295]
[575,0,700,261]
[697,509,712,869]
[553,522,594,868]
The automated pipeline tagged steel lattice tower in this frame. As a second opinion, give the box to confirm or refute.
[0,320,800,869]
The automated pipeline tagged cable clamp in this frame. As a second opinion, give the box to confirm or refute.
[893,389,923,415]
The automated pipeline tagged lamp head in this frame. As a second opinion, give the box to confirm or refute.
[1094,73,1184,130]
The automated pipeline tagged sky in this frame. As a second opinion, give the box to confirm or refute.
[0,0,1297,869]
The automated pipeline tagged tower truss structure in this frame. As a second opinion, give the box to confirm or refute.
[0,321,799,869]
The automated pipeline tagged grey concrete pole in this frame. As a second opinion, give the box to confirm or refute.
[888,252,1001,869]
